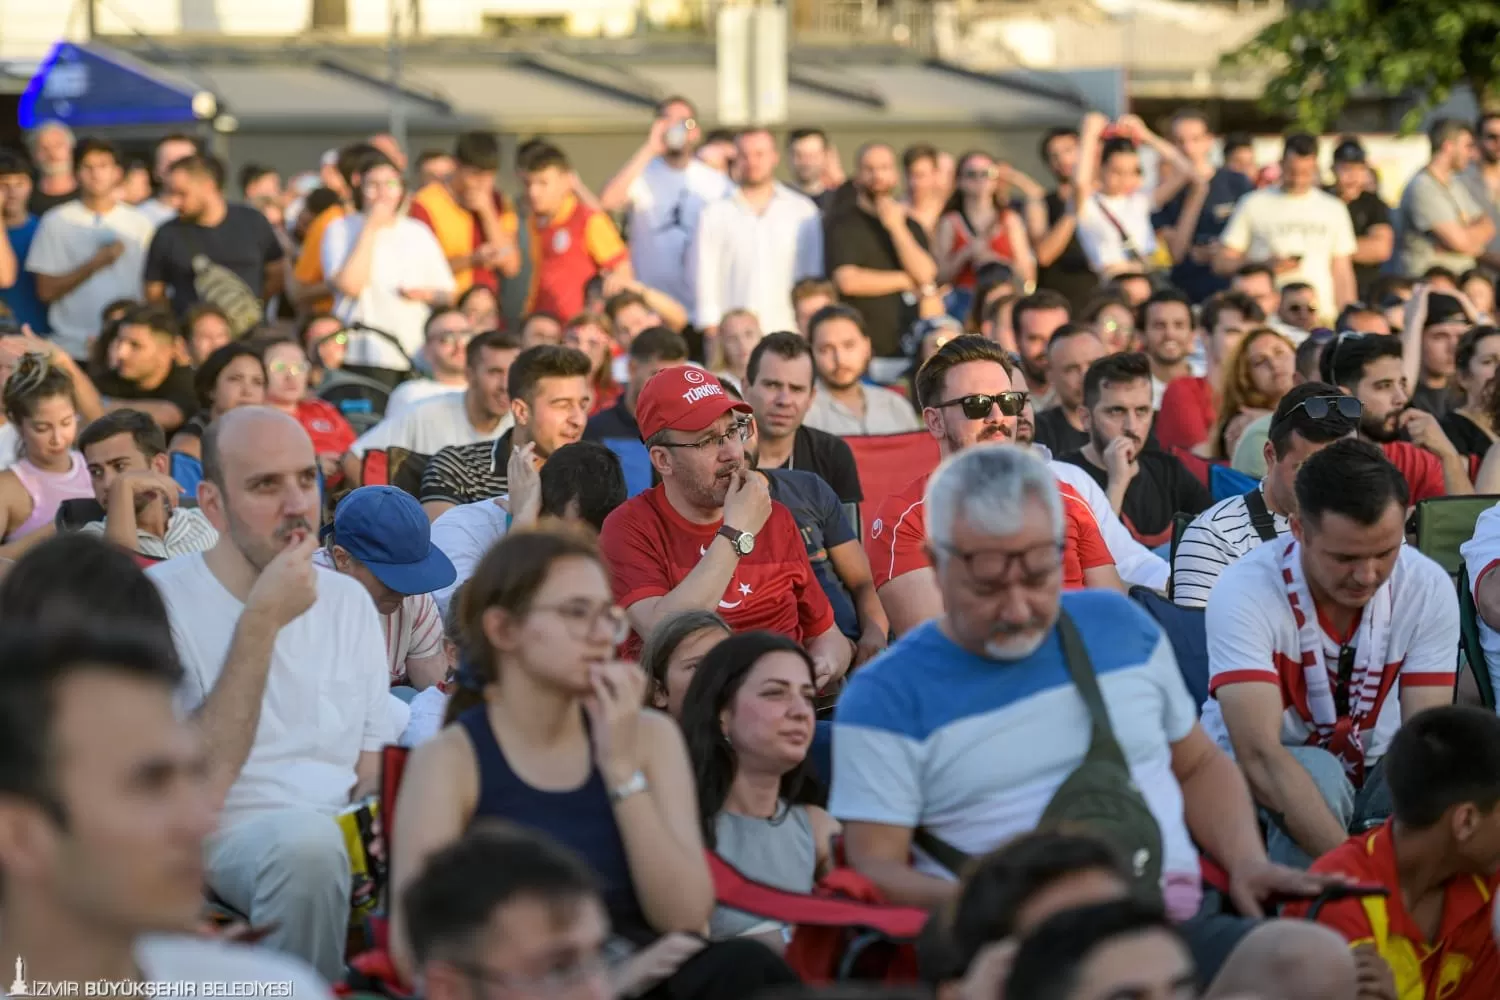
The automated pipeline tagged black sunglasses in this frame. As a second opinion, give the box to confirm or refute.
[933,391,1030,420]
[1286,395,1362,423]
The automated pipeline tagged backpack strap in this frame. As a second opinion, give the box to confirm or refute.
[1242,486,1280,543]
[1056,611,1131,770]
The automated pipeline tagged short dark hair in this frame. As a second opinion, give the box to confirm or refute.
[1429,117,1474,154]
[73,137,120,172]
[336,142,379,187]
[454,131,501,172]
[415,148,450,170]
[194,342,264,410]
[0,148,31,178]
[423,306,467,337]
[516,141,570,174]
[1236,262,1276,284]
[1319,332,1403,391]
[118,303,180,343]
[0,623,183,823]
[787,128,828,148]
[507,344,593,405]
[1082,352,1152,409]
[402,822,601,967]
[604,290,649,323]
[1138,287,1192,331]
[628,327,688,365]
[1294,438,1409,528]
[1004,899,1182,1000]
[166,153,226,189]
[1044,323,1100,356]
[747,331,815,387]
[1039,127,1079,163]
[902,143,939,174]
[1223,131,1253,155]
[1294,335,1327,383]
[655,94,696,117]
[915,335,1012,410]
[538,442,628,531]
[806,304,866,346]
[464,328,523,370]
[185,303,230,331]
[78,408,167,462]
[1282,131,1319,159]
[1012,290,1072,336]
[948,832,1128,974]
[1266,381,1355,459]
[1280,281,1314,299]
[237,162,276,196]
[1200,290,1265,334]
[1386,706,1500,830]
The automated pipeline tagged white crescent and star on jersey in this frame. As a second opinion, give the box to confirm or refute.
[699,543,754,609]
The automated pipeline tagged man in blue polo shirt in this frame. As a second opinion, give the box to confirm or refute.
[830,443,1330,977]
[1153,110,1253,304]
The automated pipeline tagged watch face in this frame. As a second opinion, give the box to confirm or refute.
[735,532,755,555]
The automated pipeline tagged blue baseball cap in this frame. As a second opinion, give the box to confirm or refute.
[328,486,456,596]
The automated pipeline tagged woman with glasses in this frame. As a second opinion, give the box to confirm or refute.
[322,152,455,374]
[166,342,266,460]
[300,313,347,382]
[1082,291,1137,353]
[680,631,836,948]
[259,337,355,478]
[935,153,1036,322]
[1203,327,1296,460]
[390,526,794,998]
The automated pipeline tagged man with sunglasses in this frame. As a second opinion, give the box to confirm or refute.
[1204,440,1458,869]
[1459,112,1500,272]
[386,308,475,418]
[599,366,851,687]
[1277,283,1320,337]
[1174,382,1356,609]
[1397,119,1493,279]
[868,336,1125,637]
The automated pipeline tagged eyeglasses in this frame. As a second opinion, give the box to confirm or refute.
[428,330,474,349]
[936,540,1063,592]
[532,601,631,645]
[961,167,997,181]
[931,391,1029,420]
[1281,395,1362,426]
[655,419,750,452]
[268,360,310,376]
[454,953,610,997]
[1284,303,1316,314]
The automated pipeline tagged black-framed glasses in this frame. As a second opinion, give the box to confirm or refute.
[655,419,750,452]
[1285,395,1362,424]
[931,391,1030,421]
[935,540,1062,591]
[532,601,631,645]
[454,952,610,997]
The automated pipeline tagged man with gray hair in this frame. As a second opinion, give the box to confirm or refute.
[27,121,77,216]
[832,442,1331,978]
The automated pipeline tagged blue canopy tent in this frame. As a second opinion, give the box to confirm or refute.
[19,42,215,131]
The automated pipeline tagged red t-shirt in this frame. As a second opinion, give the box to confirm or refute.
[1382,441,1445,504]
[1156,376,1216,452]
[866,473,1113,590]
[1284,821,1500,1000]
[599,485,836,657]
[295,398,357,457]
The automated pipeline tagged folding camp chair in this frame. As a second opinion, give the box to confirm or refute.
[360,449,430,501]
[170,451,204,499]
[1130,586,1209,711]
[1411,495,1500,578]
[1167,513,1194,601]
[342,745,415,998]
[1458,563,1496,710]
[601,438,654,498]
[1208,464,1258,503]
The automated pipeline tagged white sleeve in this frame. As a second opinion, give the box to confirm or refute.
[1461,504,1500,597]
[24,212,67,276]
[321,217,353,283]
[796,202,824,281]
[693,202,724,329]
[1329,198,1358,258]
[1219,196,1252,253]
[1050,460,1169,591]
[347,591,396,750]
[431,506,508,619]
[414,222,457,293]
[347,407,410,458]
[1203,561,1281,693]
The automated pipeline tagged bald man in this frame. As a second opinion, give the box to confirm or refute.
[1206,920,1362,1000]
[146,407,398,981]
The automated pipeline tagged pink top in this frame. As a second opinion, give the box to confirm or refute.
[8,451,93,540]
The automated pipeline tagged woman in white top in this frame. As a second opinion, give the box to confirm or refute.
[1074,113,1193,280]
[322,153,456,374]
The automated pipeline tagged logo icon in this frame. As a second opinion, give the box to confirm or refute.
[552,230,571,254]
[871,518,883,538]
[10,955,28,996]
[682,368,705,385]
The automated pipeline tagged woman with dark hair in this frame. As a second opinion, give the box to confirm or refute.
[642,609,732,717]
[1073,113,1193,282]
[0,352,91,546]
[935,152,1035,321]
[565,311,623,416]
[1442,325,1500,479]
[680,631,838,945]
[167,342,265,459]
[390,526,793,997]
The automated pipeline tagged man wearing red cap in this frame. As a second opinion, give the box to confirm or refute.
[599,366,852,687]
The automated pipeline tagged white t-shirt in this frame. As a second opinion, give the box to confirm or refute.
[312,548,446,685]
[385,378,463,418]
[429,497,510,618]
[148,555,394,821]
[0,936,331,998]
[1459,503,1500,698]
[321,214,456,371]
[1077,191,1157,275]
[1220,188,1357,323]
[1201,541,1458,763]
[626,158,732,313]
[349,390,513,458]
[25,200,156,360]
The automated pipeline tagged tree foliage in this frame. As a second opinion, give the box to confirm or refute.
[1225,0,1500,131]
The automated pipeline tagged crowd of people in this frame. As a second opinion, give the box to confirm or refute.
[3,99,1500,1000]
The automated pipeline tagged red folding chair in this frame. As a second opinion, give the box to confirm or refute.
[341,746,414,998]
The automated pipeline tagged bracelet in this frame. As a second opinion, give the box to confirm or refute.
[608,770,648,803]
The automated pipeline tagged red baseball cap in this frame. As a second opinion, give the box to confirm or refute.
[636,366,752,441]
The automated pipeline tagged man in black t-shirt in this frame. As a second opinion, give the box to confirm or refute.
[742,332,864,530]
[93,304,198,434]
[584,326,689,444]
[1329,139,1394,301]
[823,143,937,362]
[1059,352,1211,547]
[1031,128,1098,313]
[144,154,283,334]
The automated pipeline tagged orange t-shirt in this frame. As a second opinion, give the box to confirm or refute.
[525,194,628,321]
[1284,821,1500,1000]
[294,204,345,315]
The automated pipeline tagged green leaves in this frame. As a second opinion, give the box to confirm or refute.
[1224,0,1500,130]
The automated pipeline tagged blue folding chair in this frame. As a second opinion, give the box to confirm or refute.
[169,451,203,500]
[602,438,654,498]
[1208,463,1258,503]
[1130,585,1210,711]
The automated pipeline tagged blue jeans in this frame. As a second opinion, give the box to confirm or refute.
[1263,746,1391,869]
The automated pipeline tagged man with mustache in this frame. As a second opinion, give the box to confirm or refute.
[803,304,921,436]
[867,335,1125,637]
[1320,332,1471,500]
[146,407,398,980]
[1058,352,1211,548]
[598,366,852,688]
